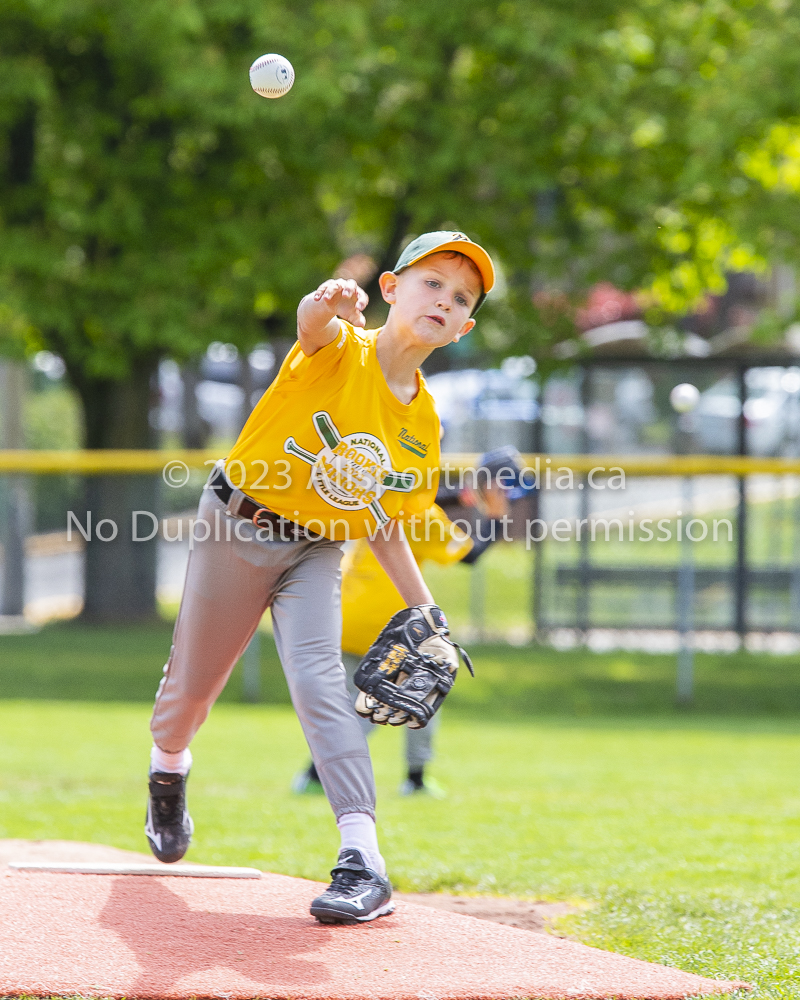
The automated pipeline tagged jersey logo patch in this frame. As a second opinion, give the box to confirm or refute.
[397,427,429,458]
[285,412,418,526]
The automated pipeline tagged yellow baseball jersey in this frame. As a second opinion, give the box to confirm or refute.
[226,322,440,540]
[340,505,473,656]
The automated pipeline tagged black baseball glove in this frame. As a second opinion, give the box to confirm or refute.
[353,604,473,729]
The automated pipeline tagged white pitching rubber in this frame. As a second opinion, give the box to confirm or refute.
[9,862,262,878]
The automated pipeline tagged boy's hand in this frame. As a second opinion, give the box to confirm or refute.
[297,278,369,355]
[312,279,369,328]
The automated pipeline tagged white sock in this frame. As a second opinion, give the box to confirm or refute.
[337,812,385,876]
[150,745,192,776]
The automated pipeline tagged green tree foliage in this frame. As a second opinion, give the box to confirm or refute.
[3,0,800,616]
[561,0,800,317]
[0,0,338,446]
[4,0,800,389]
[0,0,341,618]
[304,0,800,351]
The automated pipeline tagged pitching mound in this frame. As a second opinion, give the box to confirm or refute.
[0,841,748,1000]
[393,891,579,933]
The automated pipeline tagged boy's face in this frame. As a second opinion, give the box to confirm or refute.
[379,252,481,347]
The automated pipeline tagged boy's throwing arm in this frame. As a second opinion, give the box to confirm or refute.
[367,528,433,607]
[297,279,369,356]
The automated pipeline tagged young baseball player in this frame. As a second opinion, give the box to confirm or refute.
[145,231,495,924]
[293,447,527,798]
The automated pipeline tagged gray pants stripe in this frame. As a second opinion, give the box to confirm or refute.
[150,486,376,819]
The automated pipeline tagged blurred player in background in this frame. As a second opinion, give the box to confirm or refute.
[293,445,529,797]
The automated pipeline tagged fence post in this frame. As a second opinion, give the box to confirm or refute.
[792,486,800,630]
[669,382,700,703]
[577,365,592,639]
[242,629,261,703]
[735,366,748,637]
[530,385,544,642]
[470,558,487,642]
[676,476,695,704]
[0,361,27,618]
[577,479,590,635]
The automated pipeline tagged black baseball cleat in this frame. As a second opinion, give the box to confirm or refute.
[310,849,395,924]
[145,770,194,863]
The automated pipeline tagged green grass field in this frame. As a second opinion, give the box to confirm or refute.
[4,617,800,715]
[1,622,799,998]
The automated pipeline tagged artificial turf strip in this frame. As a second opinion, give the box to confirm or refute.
[0,701,794,998]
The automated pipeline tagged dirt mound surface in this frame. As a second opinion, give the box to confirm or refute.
[394,892,578,933]
[0,859,748,999]
[0,840,573,933]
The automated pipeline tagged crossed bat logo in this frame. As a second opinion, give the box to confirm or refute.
[284,411,418,526]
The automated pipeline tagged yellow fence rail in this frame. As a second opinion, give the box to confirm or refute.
[0,450,221,474]
[1,450,800,476]
[450,454,800,476]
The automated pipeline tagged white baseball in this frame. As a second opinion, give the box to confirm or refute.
[249,53,294,99]
[669,383,700,413]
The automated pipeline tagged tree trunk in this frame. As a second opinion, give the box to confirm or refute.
[363,209,412,324]
[0,361,28,617]
[74,360,160,622]
[181,358,209,449]
[239,348,255,435]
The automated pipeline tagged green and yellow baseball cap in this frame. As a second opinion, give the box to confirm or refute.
[393,231,495,315]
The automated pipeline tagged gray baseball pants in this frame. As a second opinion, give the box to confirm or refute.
[341,653,436,770]
[150,483,376,820]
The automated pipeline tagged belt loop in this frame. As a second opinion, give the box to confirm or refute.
[214,464,243,518]
[207,459,226,495]
[227,489,245,519]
